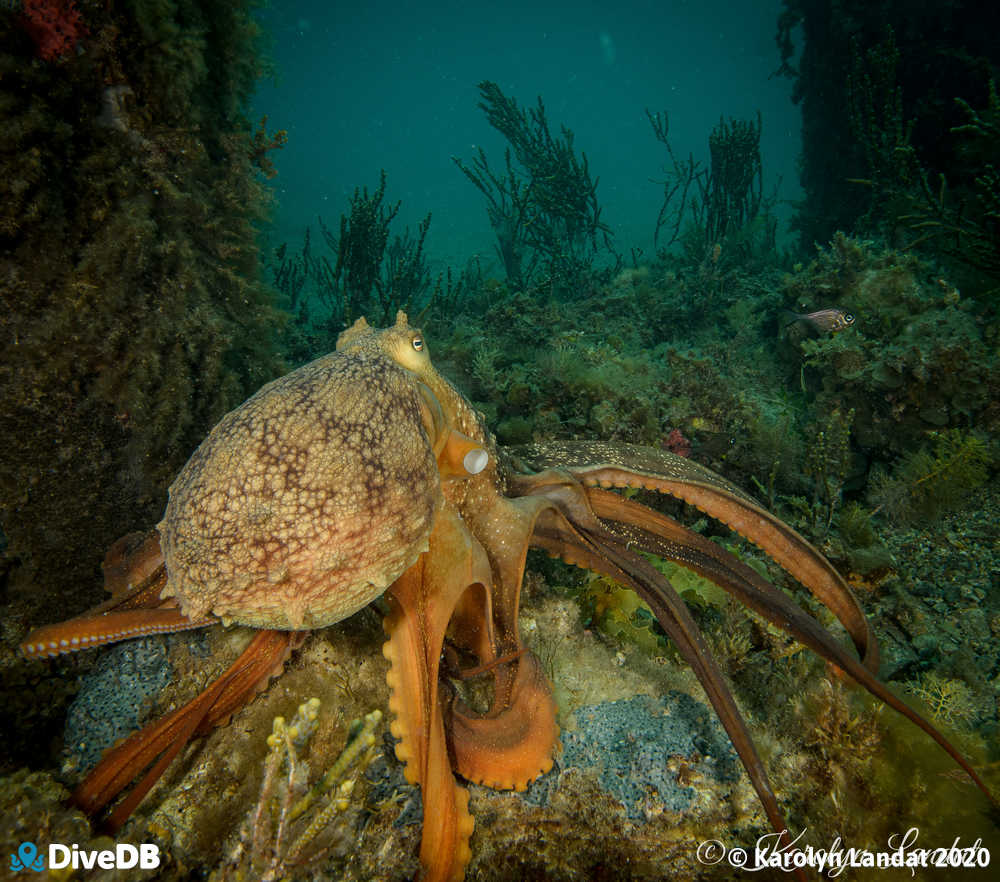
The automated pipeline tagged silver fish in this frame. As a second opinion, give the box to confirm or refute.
[783,307,856,334]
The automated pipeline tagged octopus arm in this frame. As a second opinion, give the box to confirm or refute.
[20,532,307,829]
[528,500,804,875]
[75,629,304,829]
[510,451,996,839]
[20,607,208,658]
[583,487,995,804]
[20,535,213,659]
[514,441,879,673]
[382,504,483,882]
[383,494,561,882]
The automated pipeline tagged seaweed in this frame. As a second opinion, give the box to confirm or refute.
[804,407,855,535]
[869,429,992,524]
[838,501,878,549]
[210,700,382,881]
[454,81,613,292]
[904,672,978,729]
[783,236,998,457]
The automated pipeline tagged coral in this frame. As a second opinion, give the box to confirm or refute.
[647,109,778,270]
[211,699,382,881]
[703,114,771,255]
[313,172,433,329]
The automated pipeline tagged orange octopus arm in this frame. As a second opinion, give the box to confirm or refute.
[512,441,879,673]
[20,532,213,659]
[583,486,996,804]
[446,650,557,791]
[21,608,210,658]
[75,629,303,829]
[445,494,560,790]
[382,504,483,882]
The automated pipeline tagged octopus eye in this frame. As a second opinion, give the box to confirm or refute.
[412,336,424,351]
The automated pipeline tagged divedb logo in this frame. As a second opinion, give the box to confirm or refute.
[9,841,161,872]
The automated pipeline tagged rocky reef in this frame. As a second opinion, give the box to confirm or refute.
[0,0,286,769]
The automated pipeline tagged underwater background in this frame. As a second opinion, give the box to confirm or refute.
[1,0,999,880]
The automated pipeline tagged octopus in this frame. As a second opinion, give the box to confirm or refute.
[21,312,995,881]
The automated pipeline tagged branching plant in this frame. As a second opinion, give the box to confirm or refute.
[647,109,707,253]
[211,699,382,882]
[311,171,433,327]
[869,429,992,524]
[269,172,435,347]
[455,81,613,292]
[899,81,1000,282]
[846,30,1000,290]
[648,109,775,263]
[804,408,855,536]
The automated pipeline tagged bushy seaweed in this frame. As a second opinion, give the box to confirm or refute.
[868,429,992,524]
[455,81,613,292]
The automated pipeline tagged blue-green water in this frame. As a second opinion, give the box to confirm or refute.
[252,0,802,268]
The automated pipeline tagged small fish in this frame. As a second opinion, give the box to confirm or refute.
[783,307,856,334]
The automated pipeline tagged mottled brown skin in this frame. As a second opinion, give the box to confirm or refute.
[20,313,996,882]
[159,327,443,629]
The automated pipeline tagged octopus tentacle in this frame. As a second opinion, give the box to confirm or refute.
[513,464,996,849]
[384,495,561,881]
[75,629,304,829]
[102,531,168,599]
[447,649,557,791]
[512,441,878,673]
[20,562,213,659]
[21,531,214,659]
[20,608,211,658]
[526,496,806,880]
[383,504,484,882]
[583,487,996,805]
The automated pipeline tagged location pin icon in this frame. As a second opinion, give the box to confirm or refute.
[17,842,41,871]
